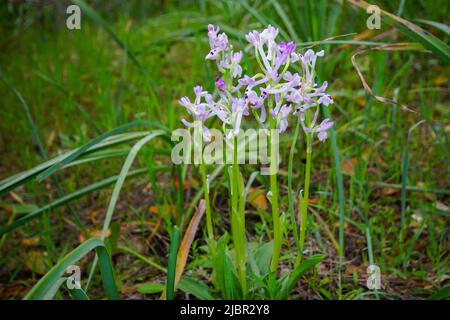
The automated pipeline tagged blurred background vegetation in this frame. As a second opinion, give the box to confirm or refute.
[0,0,448,299]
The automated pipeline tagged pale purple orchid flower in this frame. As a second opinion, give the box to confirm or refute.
[178,87,215,142]
[318,94,333,106]
[314,118,334,142]
[226,98,249,139]
[261,25,278,40]
[231,51,243,78]
[245,30,261,47]
[270,104,292,133]
[181,24,336,147]
[207,24,220,48]
[299,49,325,85]
[215,77,227,92]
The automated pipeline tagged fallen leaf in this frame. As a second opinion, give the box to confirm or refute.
[175,200,205,287]
[357,96,366,107]
[247,188,269,211]
[21,236,40,247]
[149,204,176,216]
[79,229,110,243]
[417,182,434,201]
[382,188,398,196]
[341,158,357,176]
[434,75,448,86]
[0,284,29,299]
[174,180,189,190]
[89,210,100,224]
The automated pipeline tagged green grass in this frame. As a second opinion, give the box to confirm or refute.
[0,0,448,300]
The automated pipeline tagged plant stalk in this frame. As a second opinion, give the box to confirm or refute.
[288,117,301,254]
[269,116,281,274]
[230,137,247,297]
[297,127,312,265]
[200,158,215,256]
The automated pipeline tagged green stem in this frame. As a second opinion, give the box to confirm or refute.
[269,116,281,274]
[297,130,312,266]
[230,137,247,297]
[200,159,215,256]
[288,117,301,253]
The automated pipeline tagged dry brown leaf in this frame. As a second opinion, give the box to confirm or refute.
[9,191,24,204]
[174,180,190,190]
[382,188,398,196]
[21,236,40,247]
[434,75,448,86]
[79,229,111,243]
[417,182,434,201]
[0,284,29,299]
[89,210,100,224]
[149,206,159,214]
[341,158,357,176]
[149,204,176,215]
[356,97,366,107]
[2,204,13,215]
[247,188,269,211]
[351,42,419,113]
[175,200,205,287]
[342,30,376,50]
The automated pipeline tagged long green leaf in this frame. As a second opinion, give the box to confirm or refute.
[0,168,149,237]
[167,226,180,300]
[323,106,345,261]
[0,131,153,195]
[25,238,119,300]
[400,120,425,250]
[177,277,216,300]
[415,19,450,37]
[86,131,167,289]
[428,285,450,300]
[37,124,165,181]
[280,254,325,298]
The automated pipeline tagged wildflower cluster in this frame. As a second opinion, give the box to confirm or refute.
[178,24,334,143]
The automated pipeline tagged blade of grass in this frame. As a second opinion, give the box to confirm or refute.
[0,69,88,234]
[428,285,450,300]
[400,120,426,263]
[116,244,166,273]
[270,0,300,43]
[25,238,119,300]
[414,19,450,37]
[0,131,153,195]
[86,131,166,289]
[37,123,167,181]
[177,277,216,300]
[323,106,345,261]
[100,132,165,240]
[0,168,151,237]
[72,0,144,73]
[34,70,101,134]
[280,254,325,299]
[167,226,180,300]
